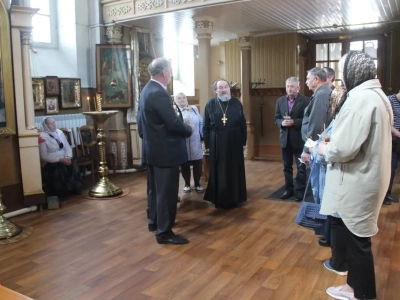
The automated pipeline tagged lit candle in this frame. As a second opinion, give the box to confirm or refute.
[86,97,91,111]
[96,93,102,111]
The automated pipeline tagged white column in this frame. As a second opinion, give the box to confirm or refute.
[11,6,45,201]
[21,31,35,129]
[193,16,215,111]
[238,35,254,160]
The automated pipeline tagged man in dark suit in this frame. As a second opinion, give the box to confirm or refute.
[274,77,310,200]
[138,57,192,245]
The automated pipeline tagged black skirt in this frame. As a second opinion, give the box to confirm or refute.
[42,158,82,197]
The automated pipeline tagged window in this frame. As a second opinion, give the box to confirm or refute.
[350,40,378,68]
[164,40,195,96]
[315,42,342,87]
[30,0,57,47]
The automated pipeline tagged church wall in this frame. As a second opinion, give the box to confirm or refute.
[30,0,91,88]
[210,44,225,84]
[221,33,300,159]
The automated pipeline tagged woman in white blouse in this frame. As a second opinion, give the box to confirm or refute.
[39,117,82,197]
[175,92,204,193]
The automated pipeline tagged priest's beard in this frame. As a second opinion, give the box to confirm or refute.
[218,94,231,102]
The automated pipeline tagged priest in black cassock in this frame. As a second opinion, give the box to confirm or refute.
[203,79,247,208]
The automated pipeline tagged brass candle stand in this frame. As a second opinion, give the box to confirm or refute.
[82,94,122,198]
[0,190,22,239]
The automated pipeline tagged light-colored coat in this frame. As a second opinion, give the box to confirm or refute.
[179,105,203,161]
[320,79,393,237]
[39,129,72,167]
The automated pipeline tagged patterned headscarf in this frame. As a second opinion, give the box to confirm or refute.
[335,51,377,115]
[342,50,376,92]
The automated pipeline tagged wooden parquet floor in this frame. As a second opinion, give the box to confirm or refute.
[0,160,399,300]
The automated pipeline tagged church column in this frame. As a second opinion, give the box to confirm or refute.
[238,35,254,160]
[10,6,45,205]
[193,16,215,112]
[21,31,35,129]
[103,24,128,170]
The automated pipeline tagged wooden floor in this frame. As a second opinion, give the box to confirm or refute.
[1,160,400,300]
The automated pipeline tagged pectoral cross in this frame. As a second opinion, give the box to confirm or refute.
[221,114,228,126]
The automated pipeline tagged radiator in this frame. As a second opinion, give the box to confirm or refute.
[35,114,87,145]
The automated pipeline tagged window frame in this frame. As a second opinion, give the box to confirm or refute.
[309,34,386,93]
[30,0,58,49]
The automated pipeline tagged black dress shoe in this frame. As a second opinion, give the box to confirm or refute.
[295,191,304,202]
[383,198,392,205]
[386,194,399,203]
[280,190,294,199]
[148,224,157,232]
[156,235,189,245]
[318,237,331,247]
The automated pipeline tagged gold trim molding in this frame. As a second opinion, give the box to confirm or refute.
[19,132,40,138]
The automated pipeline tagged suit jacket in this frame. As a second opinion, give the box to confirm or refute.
[301,84,332,151]
[138,80,192,167]
[274,93,310,148]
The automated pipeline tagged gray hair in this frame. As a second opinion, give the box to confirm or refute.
[307,67,327,82]
[213,79,231,90]
[323,67,335,81]
[148,58,171,76]
[286,77,299,86]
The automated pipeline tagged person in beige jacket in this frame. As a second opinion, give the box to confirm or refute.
[318,51,393,300]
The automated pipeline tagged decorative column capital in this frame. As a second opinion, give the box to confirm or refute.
[193,16,215,39]
[237,34,253,49]
[105,25,123,44]
[21,31,31,45]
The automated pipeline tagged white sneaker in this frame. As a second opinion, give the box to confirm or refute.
[183,186,191,193]
[326,285,354,300]
[195,186,204,193]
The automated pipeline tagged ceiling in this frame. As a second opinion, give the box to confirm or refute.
[118,0,400,46]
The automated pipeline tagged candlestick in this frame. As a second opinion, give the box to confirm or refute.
[96,93,102,112]
[86,97,91,111]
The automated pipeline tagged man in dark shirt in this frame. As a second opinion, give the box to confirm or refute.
[274,77,310,200]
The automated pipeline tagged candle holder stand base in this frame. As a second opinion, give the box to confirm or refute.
[0,192,22,239]
[89,177,122,198]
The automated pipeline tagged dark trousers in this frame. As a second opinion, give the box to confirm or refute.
[387,139,398,195]
[329,216,348,272]
[322,217,331,244]
[181,159,203,187]
[147,164,180,237]
[330,217,377,299]
[282,143,306,193]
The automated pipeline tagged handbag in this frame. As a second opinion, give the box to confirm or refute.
[295,201,326,229]
[294,158,327,229]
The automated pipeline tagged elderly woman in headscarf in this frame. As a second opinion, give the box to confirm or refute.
[39,116,82,197]
[174,92,204,193]
[318,51,392,300]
